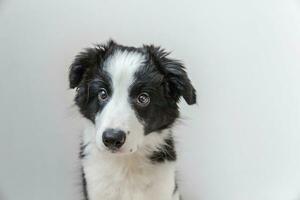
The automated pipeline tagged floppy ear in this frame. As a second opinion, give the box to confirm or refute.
[69,48,101,88]
[145,45,196,105]
[69,40,116,88]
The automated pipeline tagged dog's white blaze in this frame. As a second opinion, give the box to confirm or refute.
[95,50,145,153]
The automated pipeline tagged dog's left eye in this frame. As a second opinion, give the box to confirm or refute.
[98,88,109,101]
[136,92,150,107]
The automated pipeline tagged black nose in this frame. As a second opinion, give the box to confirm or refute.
[102,129,126,150]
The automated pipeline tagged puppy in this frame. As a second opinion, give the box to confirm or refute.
[69,40,196,200]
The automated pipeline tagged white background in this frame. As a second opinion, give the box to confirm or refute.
[0,0,300,200]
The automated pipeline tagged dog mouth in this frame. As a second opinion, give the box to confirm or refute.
[104,146,127,154]
[104,146,121,153]
[104,146,137,155]
[109,148,121,153]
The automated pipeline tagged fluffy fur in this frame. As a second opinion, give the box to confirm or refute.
[69,40,196,200]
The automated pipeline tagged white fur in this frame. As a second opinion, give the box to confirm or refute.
[81,50,179,200]
[95,50,145,154]
[82,122,178,200]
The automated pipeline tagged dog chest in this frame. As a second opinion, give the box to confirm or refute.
[83,151,176,200]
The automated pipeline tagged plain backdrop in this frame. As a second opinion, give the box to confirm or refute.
[0,0,300,200]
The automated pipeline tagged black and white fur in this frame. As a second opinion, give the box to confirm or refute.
[69,40,196,200]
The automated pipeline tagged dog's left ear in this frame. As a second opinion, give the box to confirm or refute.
[145,45,196,105]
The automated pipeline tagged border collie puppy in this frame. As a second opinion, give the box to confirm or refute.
[69,40,196,200]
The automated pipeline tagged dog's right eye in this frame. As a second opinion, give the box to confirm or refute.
[98,88,109,101]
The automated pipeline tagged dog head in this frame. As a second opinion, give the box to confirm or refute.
[69,40,196,154]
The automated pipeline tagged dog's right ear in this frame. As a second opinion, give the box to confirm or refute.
[69,47,103,88]
[69,40,116,88]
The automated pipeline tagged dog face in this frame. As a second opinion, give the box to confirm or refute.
[69,41,196,154]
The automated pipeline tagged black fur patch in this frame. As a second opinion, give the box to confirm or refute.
[173,181,178,194]
[79,142,88,159]
[144,45,196,105]
[149,137,177,163]
[81,167,88,200]
[79,141,89,200]
[69,41,114,122]
[130,59,179,134]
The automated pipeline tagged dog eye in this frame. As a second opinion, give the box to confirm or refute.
[98,88,109,101]
[136,92,150,107]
